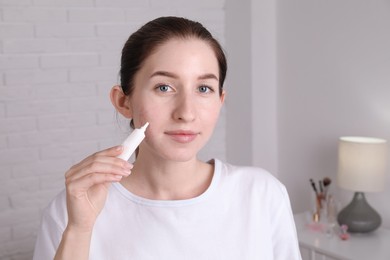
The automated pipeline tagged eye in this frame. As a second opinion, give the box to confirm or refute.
[198,85,213,93]
[156,84,172,92]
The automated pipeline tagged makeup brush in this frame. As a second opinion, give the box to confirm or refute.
[309,179,318,195]
[310,179,322,219]
[323,177,331,187]
[323,177,331,198]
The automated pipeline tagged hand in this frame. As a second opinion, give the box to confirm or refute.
[64,146,132,233]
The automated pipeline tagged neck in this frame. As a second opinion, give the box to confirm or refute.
[120,154,214,200]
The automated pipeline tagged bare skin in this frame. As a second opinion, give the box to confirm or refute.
[55,147,132,259]
[54,38,225,259]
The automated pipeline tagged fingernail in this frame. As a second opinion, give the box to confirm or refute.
[123,169,131,176]
[124,162,133,170]
[116,146,123,151]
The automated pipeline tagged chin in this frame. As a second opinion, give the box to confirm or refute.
[163,153,197,163]
[144,139,207,162]
[159,148,199,163]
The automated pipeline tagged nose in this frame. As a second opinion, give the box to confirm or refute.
[172,93,196,122]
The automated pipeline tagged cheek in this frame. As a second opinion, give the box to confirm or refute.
[131,102,161,128]
[198,105,222,135]
[202,102,222,121]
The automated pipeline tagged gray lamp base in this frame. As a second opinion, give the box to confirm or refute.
[337,192,381,233]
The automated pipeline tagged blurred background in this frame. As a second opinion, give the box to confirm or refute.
[1,0,390,259]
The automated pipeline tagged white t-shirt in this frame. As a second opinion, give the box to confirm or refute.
[33,159,302,260]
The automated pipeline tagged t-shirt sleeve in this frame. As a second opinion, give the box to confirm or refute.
[33,191,67,260]
[271,185,302,260]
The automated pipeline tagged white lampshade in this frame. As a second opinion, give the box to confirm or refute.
[338,136,388,192]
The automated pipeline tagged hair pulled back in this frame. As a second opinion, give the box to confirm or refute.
[120,16,227,96]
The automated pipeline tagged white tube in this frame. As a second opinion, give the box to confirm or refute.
[117,122,149,161]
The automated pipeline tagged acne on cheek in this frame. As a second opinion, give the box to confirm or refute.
[132,107,154,129]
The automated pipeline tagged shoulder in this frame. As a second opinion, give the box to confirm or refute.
[218,159,285,187]
[213,159,294,222]
[34,190,68,259]
[41,189,68,230]
[215,159,288,198]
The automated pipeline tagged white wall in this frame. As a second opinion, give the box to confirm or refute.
[0,1,226,259]
[226,0,390,230]
[225,0,278,175]
[250,0,278,173]
[225,0,253,166]
[2,0,390,258]
[277,0,390,228]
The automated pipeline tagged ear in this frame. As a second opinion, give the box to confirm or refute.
[110,85,132,118]
[220,90,226,105]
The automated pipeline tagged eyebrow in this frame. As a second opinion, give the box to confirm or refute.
[150,71,219,81]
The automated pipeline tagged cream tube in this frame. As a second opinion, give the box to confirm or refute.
[117,122,149,161]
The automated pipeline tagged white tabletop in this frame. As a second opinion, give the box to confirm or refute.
[294,212,390,260]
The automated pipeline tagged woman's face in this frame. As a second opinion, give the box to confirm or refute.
[129,38,225,162]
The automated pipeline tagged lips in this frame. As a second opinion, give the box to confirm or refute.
[164,130,199,143]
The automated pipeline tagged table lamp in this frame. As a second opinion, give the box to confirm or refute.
[337,136,388,233]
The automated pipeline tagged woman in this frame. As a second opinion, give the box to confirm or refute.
[33,16,301,260]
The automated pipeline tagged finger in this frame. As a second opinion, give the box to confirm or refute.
[66,172,123,195]
[95,145,124,157]
[68,155,133,177]
[68,146,124,172]
[66,160,132,183]
[66,150,133,178]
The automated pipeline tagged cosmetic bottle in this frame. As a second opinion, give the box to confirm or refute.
[117,122,149,161]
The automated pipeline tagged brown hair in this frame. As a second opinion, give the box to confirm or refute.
[120,16,227,97]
